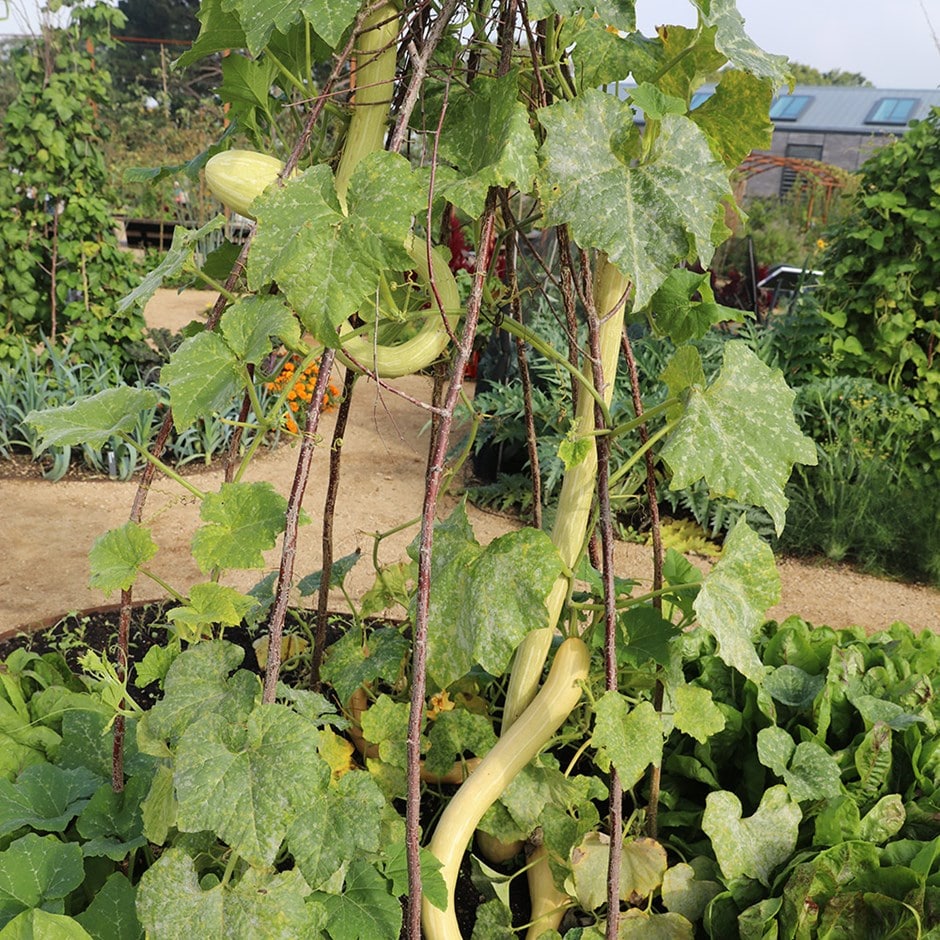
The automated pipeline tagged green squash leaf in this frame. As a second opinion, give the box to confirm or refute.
[647,268,741,343]
[436,71,538,217]
[528,0,635,31]
[629,82,687,121]
[176,0,247,68]
[382,843,447,913]
[0,764,100,838]
[662,341,818,533]
[559,15,636,91]
[694,518,778,682]
[425,708,497,777]
[191,481,298,572]
[139,764,177,846]
[320,628,409,708]
[221,0,360,53]
[620,606,683,667]
[297,549,363,597]
[88,523,158,597]
[74,873,141,940]
[692,70,774,166]
[591,695,662,789]
[26,387,159,450]
[161,331,241,433]
[174,704,330,866]
[312,859,402,940]
[165,583,257,634]
[75,776,149,861]
[220,295,301,364]
[250,153,424,345]
[410,505,564,690]
[58,711,151,781]
[0,834,85,929]
[626,24,726,103]
[117,217,226,313]
[702,786,801,886]
[539,92,732,308]
[359,695,411,770]
[0,909,92,939]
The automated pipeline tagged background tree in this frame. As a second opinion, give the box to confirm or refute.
[787,62,871,86]
[0,0,143,365]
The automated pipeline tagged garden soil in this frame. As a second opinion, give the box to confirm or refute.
[1,289,938,637]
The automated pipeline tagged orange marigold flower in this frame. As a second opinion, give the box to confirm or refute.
[285,417,298,434]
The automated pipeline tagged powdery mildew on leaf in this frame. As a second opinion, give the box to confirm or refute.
[538,92,732,308]
[702,785,801,885]
[191,481,296,572]
[173,705,330,866]
[412,505,564,689]
[137,848,317,938]
[691,0,790,85]
[662,341,818,533]
[694,518,779,682]
[221,0,360,53]
[435,71,539,218]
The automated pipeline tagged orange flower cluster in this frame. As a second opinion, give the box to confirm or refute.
[265,357,340,435]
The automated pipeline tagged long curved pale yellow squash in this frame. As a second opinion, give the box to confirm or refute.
[422,637,590,940]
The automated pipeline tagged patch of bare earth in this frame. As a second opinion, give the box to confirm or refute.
[1,289,937,636]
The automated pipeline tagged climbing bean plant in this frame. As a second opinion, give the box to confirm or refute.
[0,1,143,367]
[25,1,833,937]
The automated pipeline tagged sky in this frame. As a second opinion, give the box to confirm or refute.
[637,0,940,89]
[2,0,939,90]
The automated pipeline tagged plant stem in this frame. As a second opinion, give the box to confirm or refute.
[120,435,206,501]
[584,259,626,939]
[501,189,543,528]
[263,348,337,704]
[312,369,357,688]
[388,0,460,154]
[408,191,497,939]
[621,328,666,837]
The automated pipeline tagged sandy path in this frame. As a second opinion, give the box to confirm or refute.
[1,289,937,636]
